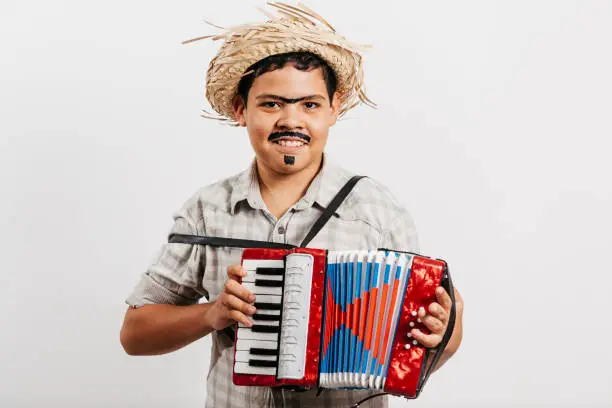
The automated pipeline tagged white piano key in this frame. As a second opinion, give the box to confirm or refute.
[253,309,281,316]
[242,259,284,271]
[238,320,280,328]
[243,282,283,296]
[242,269,283,282]
[234,361,276,376]
[236,327,279,342]
[235,338,278,351]
[235,350,277,363]
[253,294,282,304]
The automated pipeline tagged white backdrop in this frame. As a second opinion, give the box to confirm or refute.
[2,0,611,407]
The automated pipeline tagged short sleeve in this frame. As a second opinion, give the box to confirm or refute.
[378,209,420,254]
[125,194,207,307]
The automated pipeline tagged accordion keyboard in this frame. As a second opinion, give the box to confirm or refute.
[234,259,285,375]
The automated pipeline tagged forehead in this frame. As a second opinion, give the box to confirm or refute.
[249,64,328,100]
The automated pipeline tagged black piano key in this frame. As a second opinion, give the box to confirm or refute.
[255,279,284,287]
[249,359,277,368]
[254,302,282,310]
[250,347,279,356]
[253,313,281,321]
[256,267,284,275]
[251,325,280,333]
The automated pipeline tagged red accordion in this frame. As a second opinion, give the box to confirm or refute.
[232,247,455,399]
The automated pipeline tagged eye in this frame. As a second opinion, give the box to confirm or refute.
[304,101,320,110]
[259,101,280,109]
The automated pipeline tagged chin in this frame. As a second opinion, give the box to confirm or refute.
[276,159,307,174]
[260,154,308,174]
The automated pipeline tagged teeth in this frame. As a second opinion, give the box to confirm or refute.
[277,140,304,147]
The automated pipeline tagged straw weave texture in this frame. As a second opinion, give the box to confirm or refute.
[183,1,376,125]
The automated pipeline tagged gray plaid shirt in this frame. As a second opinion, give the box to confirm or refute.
[126,157,419,407]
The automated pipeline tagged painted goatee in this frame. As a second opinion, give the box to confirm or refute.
[284,155,295,165]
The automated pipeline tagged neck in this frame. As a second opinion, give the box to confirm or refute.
[256,156,323,219]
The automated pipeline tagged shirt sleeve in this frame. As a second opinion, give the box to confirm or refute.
[378,209,420,254]
[125,193,207,307]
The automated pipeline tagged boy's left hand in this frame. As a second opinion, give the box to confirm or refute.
[410,286,456,348]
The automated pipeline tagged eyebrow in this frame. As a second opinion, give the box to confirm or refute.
[255,94,326,104]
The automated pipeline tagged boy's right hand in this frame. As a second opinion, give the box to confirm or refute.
[208,264,256,330]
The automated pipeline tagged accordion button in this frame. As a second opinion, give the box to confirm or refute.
[409,322,415,327]
[413,340,418,346]
[404,344,411,350]
[411,310,417,317]
[406,332,412,338]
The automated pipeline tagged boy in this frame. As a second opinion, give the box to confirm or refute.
[120,3,463,407]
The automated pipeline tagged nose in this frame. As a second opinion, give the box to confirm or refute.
[276,104,305,130]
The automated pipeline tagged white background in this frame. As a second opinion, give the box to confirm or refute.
[2,0,611,407]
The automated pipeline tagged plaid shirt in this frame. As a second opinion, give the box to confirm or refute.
[126,157,419,407]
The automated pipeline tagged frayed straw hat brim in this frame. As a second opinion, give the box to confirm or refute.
[182,1,376,125]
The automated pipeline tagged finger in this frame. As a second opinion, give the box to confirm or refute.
[227,264,246,281]
[435,286,453,311]
[428,302,447,323]
[410,328,442,348]
[224,279,255,303]
[229,309,254,327]
[417,306,427,321]
[221,293,256,316]
[421,314,445,334]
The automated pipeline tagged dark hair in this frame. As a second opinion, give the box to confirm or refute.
[236,52,337,106]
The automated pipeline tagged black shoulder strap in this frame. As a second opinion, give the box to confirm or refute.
[168,234,295,249]
[299,175,366,247]
[168,175,366,250]
[167,175,366,342]
[417,266,456,394]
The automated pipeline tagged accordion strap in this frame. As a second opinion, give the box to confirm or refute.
[415,265,456,396]
[167,174,365,342]
[168,234,296,249]
[299,175,365,247]
[168,175,364,249]
[169,175,364,249]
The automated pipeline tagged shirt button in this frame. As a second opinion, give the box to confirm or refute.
[278,226,285,234]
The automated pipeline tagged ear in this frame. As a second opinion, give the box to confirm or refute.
[329,92,341,127]
[232,95,247,127]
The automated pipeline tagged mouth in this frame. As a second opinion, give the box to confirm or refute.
[271,138,308,155]
[272,137,308,148]
[268,131,311,148]
[268,132,310,154]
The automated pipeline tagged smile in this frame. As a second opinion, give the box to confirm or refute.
[273,138,307,147]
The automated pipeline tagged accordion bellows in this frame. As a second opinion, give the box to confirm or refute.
[232,247,452,398]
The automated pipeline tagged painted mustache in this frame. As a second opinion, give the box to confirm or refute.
[268,131,311,143]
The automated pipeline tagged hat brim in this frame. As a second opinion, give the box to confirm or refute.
[185,2,376,125]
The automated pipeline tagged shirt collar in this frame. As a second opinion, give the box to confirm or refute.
[229,160,266,214]
[229,155,351,216]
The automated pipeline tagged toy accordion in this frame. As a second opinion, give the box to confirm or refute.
[232,247,455,399]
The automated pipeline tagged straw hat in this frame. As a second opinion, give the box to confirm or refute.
[182,1,376,125]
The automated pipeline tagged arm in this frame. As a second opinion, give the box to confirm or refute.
[120,265,256,356]
[120,193,256,356]
[120,303,214,356]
